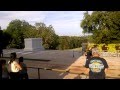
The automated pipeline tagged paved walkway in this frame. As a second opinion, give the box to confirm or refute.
[63,55,88,79]
[63,55,120,79]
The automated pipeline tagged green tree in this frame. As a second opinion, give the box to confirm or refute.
[5,19,33,48]
[58,36,70,50]
[81,11,120,44]
[58,36,84,50]
[34,23,59,49]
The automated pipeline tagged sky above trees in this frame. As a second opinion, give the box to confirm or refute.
[0,11,92,36]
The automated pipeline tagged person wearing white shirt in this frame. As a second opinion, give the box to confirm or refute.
[8,52,22,79]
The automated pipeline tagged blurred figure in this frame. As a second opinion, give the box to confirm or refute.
[85,47,92,66]
[0,46,3,58]
[19,57,28,79]
[102,44,108,52]
[0,60,2,79]
[0,42,3,58]
[1,59,9,79]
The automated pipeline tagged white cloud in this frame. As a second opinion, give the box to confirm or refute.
[44,11,84,36]
[0,11,48,28]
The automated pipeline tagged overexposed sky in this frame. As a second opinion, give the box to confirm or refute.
[0,11,93,36]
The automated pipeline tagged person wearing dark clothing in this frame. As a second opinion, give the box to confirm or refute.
[0,60,2,79]
[102,44,109,52]
[19,57,28,79]
[1,60,9,79]
[85,52,108,79]
[0,49,3,58]
[0,47,2,58]
[85,47,92,66]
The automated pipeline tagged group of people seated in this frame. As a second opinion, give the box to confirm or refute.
[0,52,28,80]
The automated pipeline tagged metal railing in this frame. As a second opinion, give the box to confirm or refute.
[27,67,88,79]
[27,67,120,79]
[1,56,120,79]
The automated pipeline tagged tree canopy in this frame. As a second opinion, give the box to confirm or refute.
[81,11,120,44]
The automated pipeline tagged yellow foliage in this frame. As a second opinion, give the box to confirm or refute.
[88,43,119,52]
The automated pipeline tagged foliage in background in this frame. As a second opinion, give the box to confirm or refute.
[1,19,88,50]
[58,36,88,50]
[81,11,120,44]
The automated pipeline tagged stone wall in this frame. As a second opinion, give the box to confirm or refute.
[24,38,44,51]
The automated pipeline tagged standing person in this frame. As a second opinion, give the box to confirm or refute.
[19,57,28,79]
[1,49,3,58]
[0,42,3,58]
[85,47,92,66]
[82,43,88,55]
[1,60,9,79]
[85,52,109,79]
[0,60,2,79]
[0,45,2,58]
[8,52,22,80]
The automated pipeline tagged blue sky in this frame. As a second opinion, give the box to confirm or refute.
[0,11,92,36]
